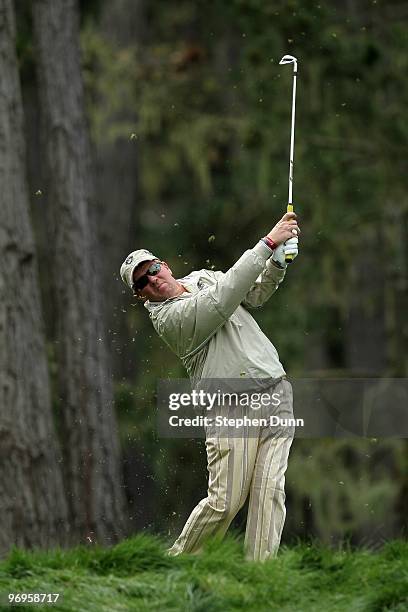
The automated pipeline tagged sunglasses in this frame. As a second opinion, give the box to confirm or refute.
[132,262,162,292]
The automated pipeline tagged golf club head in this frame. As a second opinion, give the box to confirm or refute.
[279,54,297,65]
[279,55,298,71]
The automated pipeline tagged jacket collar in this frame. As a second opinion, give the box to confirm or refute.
[144,269,210,313]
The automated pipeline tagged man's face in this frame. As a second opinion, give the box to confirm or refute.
[132,260,181,302]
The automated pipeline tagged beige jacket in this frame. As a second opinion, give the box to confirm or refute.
[145,241,286,386]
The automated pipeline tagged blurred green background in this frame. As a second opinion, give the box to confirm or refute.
[19,0,408,547]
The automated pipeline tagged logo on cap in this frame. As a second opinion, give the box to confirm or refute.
[125,255,133,265]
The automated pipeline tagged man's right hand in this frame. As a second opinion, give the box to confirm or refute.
[267,212,300,246]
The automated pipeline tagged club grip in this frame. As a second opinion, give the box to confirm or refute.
[284,204,298,263]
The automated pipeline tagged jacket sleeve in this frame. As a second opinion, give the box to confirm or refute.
[152,241,273,359]
[241,258,286,309]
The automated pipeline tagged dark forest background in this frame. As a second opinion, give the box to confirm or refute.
[0,0,407,556]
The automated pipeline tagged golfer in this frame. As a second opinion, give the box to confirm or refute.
[120,211,300,561]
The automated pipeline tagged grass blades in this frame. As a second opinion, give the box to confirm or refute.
[0,534,406,611]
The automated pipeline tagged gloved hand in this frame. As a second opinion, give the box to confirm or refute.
[271,243,287,268]
[267,211,300,266]
[283,236,298,262]
[271,236,299,268]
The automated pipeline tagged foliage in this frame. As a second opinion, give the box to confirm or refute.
[81,0,408,373]
[0,535,407,611]
[78,0,408,544]
[286,438,407,544]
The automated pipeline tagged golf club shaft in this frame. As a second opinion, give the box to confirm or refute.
[285,61,298,263]
[288,70,297,207]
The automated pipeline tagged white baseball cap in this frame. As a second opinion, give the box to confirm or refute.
[120,249,159,291]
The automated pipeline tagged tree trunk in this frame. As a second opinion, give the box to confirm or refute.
[0,0,68,556]
[32,0,127,544]
[96,0,145,380]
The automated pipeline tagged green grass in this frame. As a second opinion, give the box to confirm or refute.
[0,535,406,611]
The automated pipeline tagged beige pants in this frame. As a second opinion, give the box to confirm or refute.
[168,379,295,562]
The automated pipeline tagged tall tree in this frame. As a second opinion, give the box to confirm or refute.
[32,0,127,544]
[96,0,146,379]
[0,0,68,555]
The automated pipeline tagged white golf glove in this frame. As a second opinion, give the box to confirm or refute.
[271,238,299,268]
[271,243,287,268]
[283,236,298,262]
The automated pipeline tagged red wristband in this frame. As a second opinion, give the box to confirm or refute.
[262,236,278,251]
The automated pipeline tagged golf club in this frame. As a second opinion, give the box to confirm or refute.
[279,54,299,263]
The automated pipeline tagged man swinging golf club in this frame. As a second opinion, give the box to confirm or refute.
[120,211,300,561]
[120,54,301,561]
